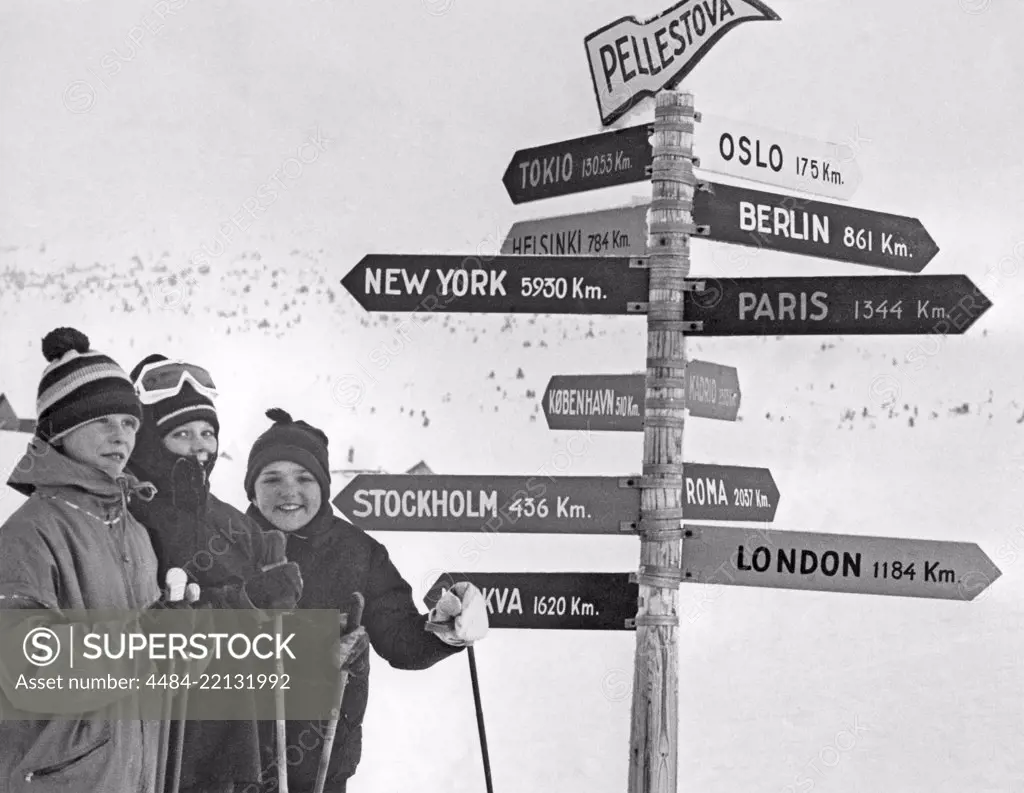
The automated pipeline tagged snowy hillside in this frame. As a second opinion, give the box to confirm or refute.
[1,241,1021,792]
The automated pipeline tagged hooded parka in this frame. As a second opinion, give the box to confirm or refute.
[0,437,162,793]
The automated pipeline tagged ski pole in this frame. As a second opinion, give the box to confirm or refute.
[274,611,289,793]
[165,581,200,793]
[259,529,293,793]
[425,588,493,793]
[155,568,187,793]
[313,592,365,793]
[467,645,494,793]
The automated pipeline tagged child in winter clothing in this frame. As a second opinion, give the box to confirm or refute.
[0,327,164,793]
[244,408,489,793]
[125,356,304,793]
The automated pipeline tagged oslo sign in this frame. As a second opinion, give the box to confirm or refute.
[542,361,741,431]
[698,114,863,201]
[424,572,638,631]
[501,205,649,257]
[341,254,649,315]
[680,524,1003,600]
[585,0,780,126]
[693,181,939,272]
[502,125,653,204]
[333,468,778,533]
[681,275,992,337]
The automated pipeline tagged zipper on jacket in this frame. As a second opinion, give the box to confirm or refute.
[23,736,111,781]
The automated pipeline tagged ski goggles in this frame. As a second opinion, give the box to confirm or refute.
[133,359,219,405]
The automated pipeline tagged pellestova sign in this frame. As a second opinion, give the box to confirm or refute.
[584,0,780,126]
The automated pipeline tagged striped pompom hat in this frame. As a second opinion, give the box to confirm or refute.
[35,327,142,443]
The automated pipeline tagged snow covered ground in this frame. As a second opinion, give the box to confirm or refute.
[1,242,1021,792]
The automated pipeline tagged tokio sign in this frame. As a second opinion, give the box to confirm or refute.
[697,114,863,201]
[501,205,648,258]
[340,254,650,315]
[502,125,654,204]
[680,524,1003,600]
[424,572,638,630]
[585,0,780,126]
[542,361,741,431]
[681,274,992,336]
[693,181,939,272]
[333,466,777,533]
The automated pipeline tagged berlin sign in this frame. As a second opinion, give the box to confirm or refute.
[693,181,939,272]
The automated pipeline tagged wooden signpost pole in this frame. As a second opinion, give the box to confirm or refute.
[628,89,697,793]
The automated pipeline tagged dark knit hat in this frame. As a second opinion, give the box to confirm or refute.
[35,327,142,443]
[244,408,331,503]
[128,354,220,437]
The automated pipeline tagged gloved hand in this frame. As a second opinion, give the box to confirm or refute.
[426,581,489,647]
[329,625,370,671]
[243,562,303,612]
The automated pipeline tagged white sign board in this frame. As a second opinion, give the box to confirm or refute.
[697,114,863,200]
[585,0,780,126]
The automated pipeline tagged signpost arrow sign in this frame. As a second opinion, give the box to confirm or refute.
[684,462,778,522]
[693,181,939,272]
[341,255,649,315]
[333,467,777,534]
[543,374,645,432]
[681,275,992,336]
[680,524,1002,601]
[585,0,780,127]
[501,205,648,257]
[542,361,741,431]
[424,572,638,630]
[333,474,640,535]
[697,114,863,201]
[0,394,35,434]
[502,125,653,204]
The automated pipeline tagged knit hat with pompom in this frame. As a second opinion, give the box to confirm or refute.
[244,408,331,504]
[35,327,142,443]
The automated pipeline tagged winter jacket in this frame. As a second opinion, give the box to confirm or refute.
[126,426,286,793]
[0,437,163,793]
[246,505,463,793]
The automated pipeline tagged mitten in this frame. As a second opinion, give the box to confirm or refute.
[329,626,370,671]
[243,562,303,611]
[427,581,489,647]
